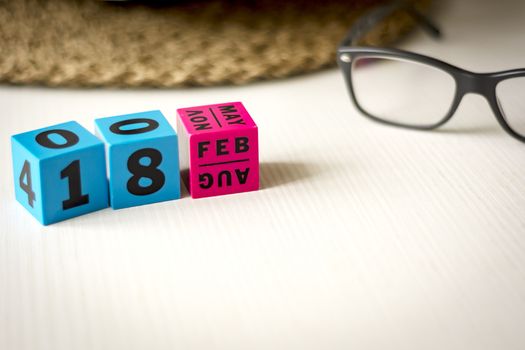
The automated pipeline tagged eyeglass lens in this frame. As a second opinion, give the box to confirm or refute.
[496,77,525,137]
[351,56,456,127]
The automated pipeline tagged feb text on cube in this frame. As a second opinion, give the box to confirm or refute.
[94,110,181,209]
[177,102,259,199]
[11,121,109,225]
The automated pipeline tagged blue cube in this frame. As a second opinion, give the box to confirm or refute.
[94,110,181,209]
[11,121,109,225]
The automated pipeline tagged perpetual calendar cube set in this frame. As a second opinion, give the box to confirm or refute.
[11,102,259,225]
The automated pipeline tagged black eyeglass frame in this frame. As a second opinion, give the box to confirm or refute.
[337,2,525,142]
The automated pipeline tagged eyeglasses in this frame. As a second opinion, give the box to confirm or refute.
[337,1,525,143]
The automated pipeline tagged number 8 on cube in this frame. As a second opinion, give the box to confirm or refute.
[94,110,181,209]
[11,121,109,225]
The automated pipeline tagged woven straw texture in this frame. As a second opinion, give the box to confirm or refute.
[0,0,428,87]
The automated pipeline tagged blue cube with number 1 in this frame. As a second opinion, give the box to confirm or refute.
[94,110,181,209]
[11,121,109,225]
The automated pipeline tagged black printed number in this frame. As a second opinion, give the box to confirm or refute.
[127,148,165,196]
[61,160,89,210]
[19,160,36,207]
[110,118,159,135]
[35,129,79,149]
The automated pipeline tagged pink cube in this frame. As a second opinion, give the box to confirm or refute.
[177,102,259,198]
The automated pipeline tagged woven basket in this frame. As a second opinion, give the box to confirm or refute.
[0,0,430,87]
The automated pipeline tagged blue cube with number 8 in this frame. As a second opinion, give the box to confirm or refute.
[11,121,109,225]
[94,110,181,209]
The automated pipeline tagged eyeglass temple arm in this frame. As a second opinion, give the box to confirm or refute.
[339,1,441,48]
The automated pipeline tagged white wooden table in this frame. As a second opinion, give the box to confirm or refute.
[1,0,525,349]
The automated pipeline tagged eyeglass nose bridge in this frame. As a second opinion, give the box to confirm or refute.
[456,70,495,97]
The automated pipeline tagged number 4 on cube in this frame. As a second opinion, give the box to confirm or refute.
[11,121,109,225]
